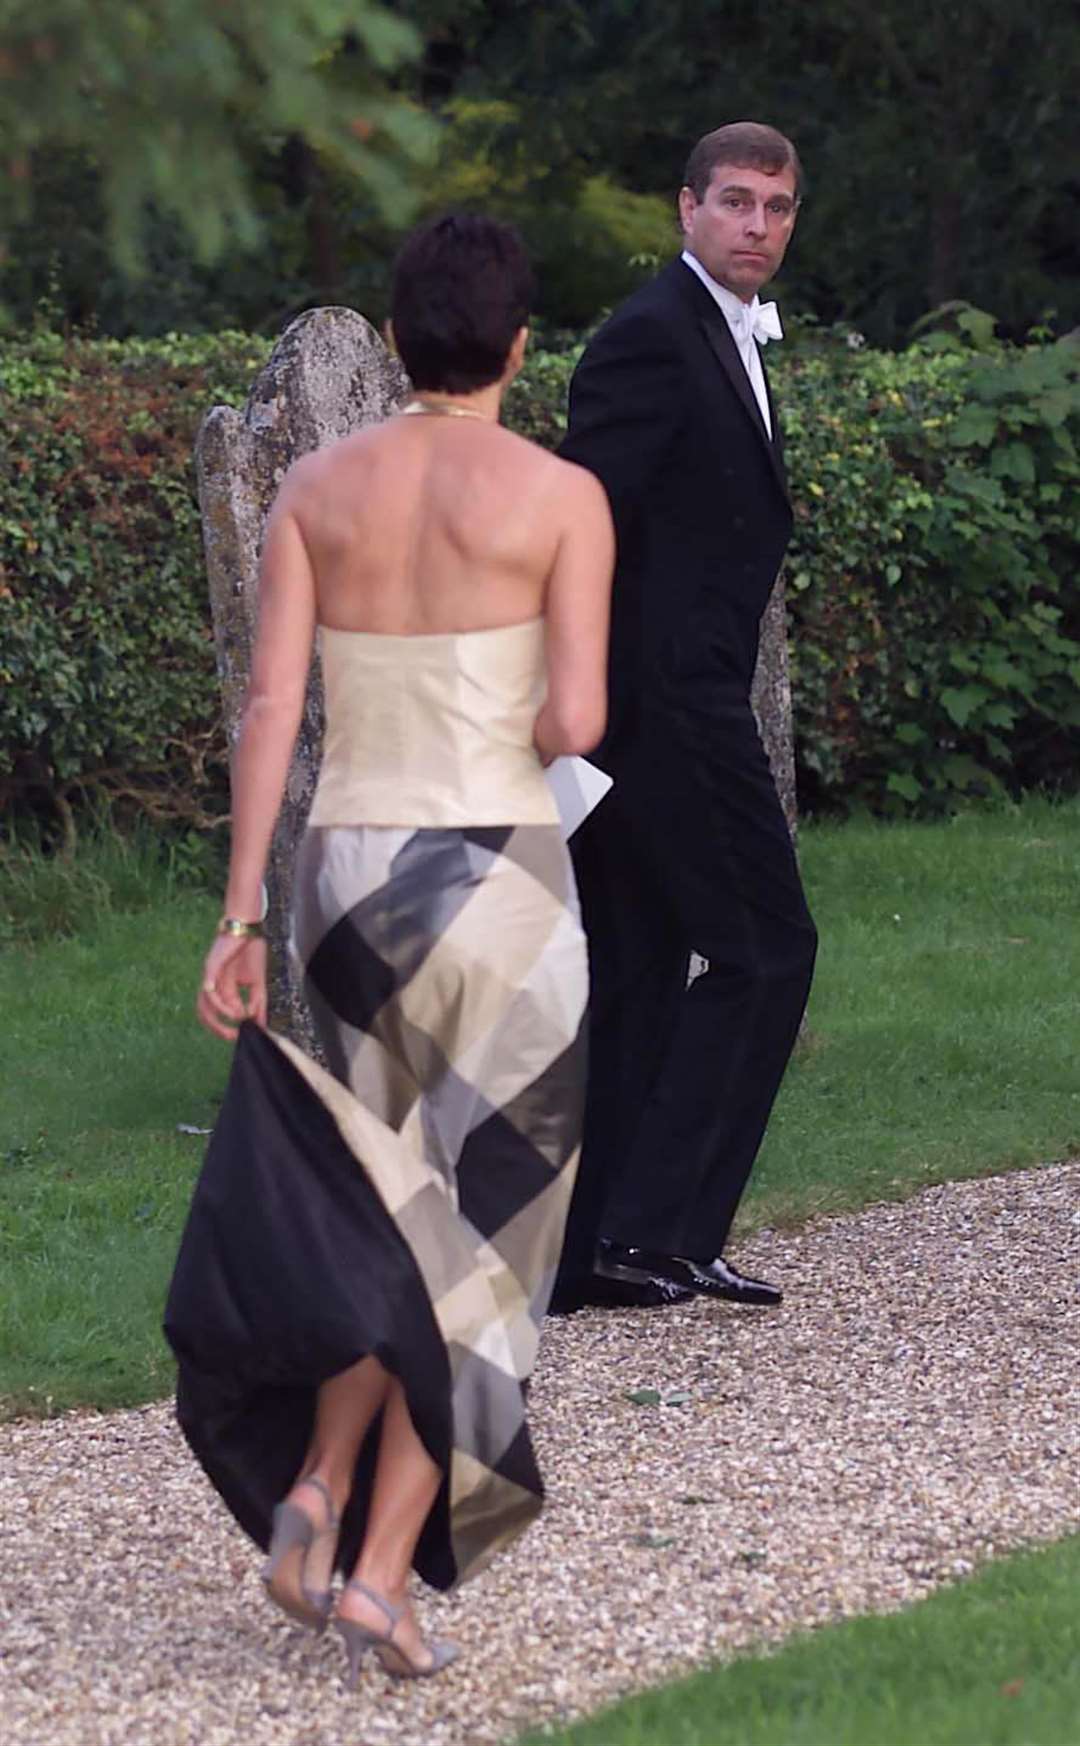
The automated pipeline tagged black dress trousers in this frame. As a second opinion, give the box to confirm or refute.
[565,694,816,1273]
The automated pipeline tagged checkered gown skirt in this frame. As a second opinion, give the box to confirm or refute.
[165,821,587,1590]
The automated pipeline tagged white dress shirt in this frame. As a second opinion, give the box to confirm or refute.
[680,249,781,439]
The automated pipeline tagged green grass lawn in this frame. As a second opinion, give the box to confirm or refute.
[0,845,225,1414]
[3,806,1078,1744]
[2,799,1078,1415]
[519,1534,1080,1746]
[744,797,1080,1230]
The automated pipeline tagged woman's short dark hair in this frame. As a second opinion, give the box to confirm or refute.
[391,213,534,394]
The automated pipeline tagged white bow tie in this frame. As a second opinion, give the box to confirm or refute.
[739,300,783,346]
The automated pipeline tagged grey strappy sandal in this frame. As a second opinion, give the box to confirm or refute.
[334,1578,459,1685]
[262,1474,340,1632]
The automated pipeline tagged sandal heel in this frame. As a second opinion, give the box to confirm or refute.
[334,1617,377,1690]
[261,1476,339,1633]
[335,1578,459,1682]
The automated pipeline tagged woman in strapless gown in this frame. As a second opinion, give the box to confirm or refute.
[164,215,613,1681]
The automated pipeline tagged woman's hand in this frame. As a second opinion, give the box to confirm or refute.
[532,704,560,767]
[196,933,268,1041]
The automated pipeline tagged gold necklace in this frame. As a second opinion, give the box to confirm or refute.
[401,397,492,422]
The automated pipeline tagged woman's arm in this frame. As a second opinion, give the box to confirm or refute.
[534,462,614,763]
[197,475,317,1040]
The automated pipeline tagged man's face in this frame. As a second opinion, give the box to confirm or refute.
[678,161,799,302]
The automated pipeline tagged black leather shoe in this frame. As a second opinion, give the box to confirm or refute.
[591,1246,694,1305]
[598,1241,782,1306]
[547,1270,693,1314]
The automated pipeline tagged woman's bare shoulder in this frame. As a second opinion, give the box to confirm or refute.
[550,452,609,496]
[493,430,605,495]
[548,453,613,522]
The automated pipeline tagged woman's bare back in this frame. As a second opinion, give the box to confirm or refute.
[286,415,577,635]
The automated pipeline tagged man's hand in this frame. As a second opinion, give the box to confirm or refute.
[196,934,268,1041]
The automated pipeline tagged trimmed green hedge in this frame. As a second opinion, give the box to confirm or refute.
[780,326,1080,811]
[508,322,1080,814]
[0,330,269,845]
[2,318,1079,837]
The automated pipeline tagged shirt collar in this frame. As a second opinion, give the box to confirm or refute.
[680,249,763,339]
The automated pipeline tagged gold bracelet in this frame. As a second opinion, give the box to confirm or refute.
[217,916,265,939]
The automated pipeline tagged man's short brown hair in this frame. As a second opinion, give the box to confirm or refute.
[683,122,803,202]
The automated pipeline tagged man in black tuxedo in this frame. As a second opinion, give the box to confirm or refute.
[551,122,817,1313]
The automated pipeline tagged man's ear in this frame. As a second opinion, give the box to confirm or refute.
[676,185,697,236]
[384,318,398,357]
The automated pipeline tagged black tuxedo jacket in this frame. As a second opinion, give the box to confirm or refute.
[560,257,793,777]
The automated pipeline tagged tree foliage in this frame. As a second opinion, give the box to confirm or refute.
[0,1,432,281]
[400,0,1080,341]
[2,0,1078,340]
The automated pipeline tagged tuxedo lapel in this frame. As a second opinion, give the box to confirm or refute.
[662,259,788,500]
[699,311,789,500]
[763,355,787,477]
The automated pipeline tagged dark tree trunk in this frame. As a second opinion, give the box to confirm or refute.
[927,180,962,311]
[306,168,340,302]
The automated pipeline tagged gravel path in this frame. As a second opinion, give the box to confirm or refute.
[3,1159,1078,1745]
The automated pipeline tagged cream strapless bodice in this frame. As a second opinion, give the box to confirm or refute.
[308,618,559,828]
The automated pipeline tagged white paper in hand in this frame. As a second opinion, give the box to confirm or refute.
[545,756,614,839]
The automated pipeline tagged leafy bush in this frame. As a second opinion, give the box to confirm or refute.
[2,317,1078,837]
[0,329,270,846]
[781,319,1080,811]
[511,323,1080,814]
[504,346,576,448]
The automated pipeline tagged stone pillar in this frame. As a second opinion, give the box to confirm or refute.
[689,575,796,986]
[751,571,797,837]
[196,307,410,1045]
